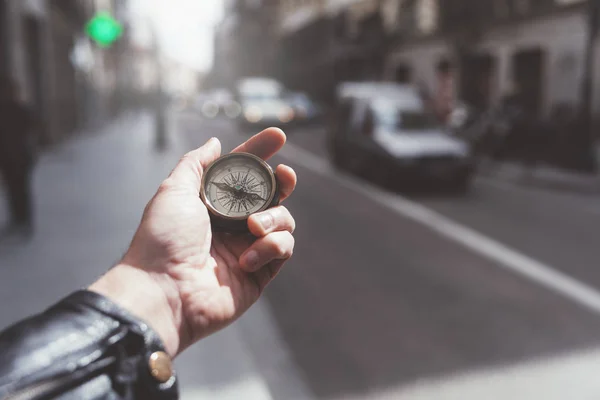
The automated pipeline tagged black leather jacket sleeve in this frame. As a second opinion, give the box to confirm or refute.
[0,290,179,400]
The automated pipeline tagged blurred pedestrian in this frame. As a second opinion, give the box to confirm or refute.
[0,76,37,239]
[476,83,523,162]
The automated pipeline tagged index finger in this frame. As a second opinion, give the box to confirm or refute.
[232,127,286,160]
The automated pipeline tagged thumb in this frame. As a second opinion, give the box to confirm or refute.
[168,137,222,191]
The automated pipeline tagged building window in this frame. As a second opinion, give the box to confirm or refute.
[494,0,510,18]
[555,0,585,5]
[513,0,531,14]
[247,0,262,8]
[381,0,402,32]
[395,64,412,83]
[415,0,439,35]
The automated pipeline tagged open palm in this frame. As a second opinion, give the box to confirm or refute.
[121,128,296,355]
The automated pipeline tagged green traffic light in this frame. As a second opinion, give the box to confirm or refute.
[86,12,123,47]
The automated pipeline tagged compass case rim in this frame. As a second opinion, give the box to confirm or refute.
[200,152,278,223]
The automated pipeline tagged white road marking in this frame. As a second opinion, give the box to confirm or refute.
[338,347,600,400]
[279,142,600,316]
[180,378,272,400]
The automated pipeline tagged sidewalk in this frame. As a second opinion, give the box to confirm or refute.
[0,111,306,399]
[479,150,600,195]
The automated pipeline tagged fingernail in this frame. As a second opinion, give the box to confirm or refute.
[258,213,273,230]
[244,251,259,269]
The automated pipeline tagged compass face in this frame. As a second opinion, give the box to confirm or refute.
[201,153,276,219]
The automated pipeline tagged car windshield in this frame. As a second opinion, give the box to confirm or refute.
[371,99,438,131]
[239,79,283,102]
[243,93,280,102]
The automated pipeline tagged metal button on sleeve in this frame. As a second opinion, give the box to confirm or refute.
[148,351,173,383]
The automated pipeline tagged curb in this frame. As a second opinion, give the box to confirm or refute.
[478,163,600,195]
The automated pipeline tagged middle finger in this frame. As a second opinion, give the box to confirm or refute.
[248,205,295,237]
[275,164,297,202]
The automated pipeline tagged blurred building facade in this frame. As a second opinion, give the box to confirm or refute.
[208,0,279,89]
[271,0,600,122]
[385,0,599,120]
[163,58,202,97]
[0,0,128,145]
[275,0,390,102]
[1,0,85,144]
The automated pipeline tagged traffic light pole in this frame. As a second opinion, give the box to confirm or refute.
[151,22,168,152]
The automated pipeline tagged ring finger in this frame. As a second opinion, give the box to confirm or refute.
[239,231,294,272]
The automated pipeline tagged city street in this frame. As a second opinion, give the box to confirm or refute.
[1,0,600,398]
[1,110,600,399]
[177,111,600,399]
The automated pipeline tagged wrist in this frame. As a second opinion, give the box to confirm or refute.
[88,264,182,357]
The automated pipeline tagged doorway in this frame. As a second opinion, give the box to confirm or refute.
[395,63,412,84]
[0,0,8,77]
[460,53,496,111]
[512,47,545,116]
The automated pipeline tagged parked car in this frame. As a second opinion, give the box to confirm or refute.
[328,82,475,192]
[283,91,322,125]
[235,77,295,128]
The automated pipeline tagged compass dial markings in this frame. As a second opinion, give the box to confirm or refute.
[203,155,273,218]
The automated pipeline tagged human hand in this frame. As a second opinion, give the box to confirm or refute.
[90,128,297,356]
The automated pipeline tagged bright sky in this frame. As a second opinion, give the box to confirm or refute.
[128,0,224,72]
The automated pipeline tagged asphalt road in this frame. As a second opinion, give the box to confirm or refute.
[177,112,600,399]
[2,110,598,400]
